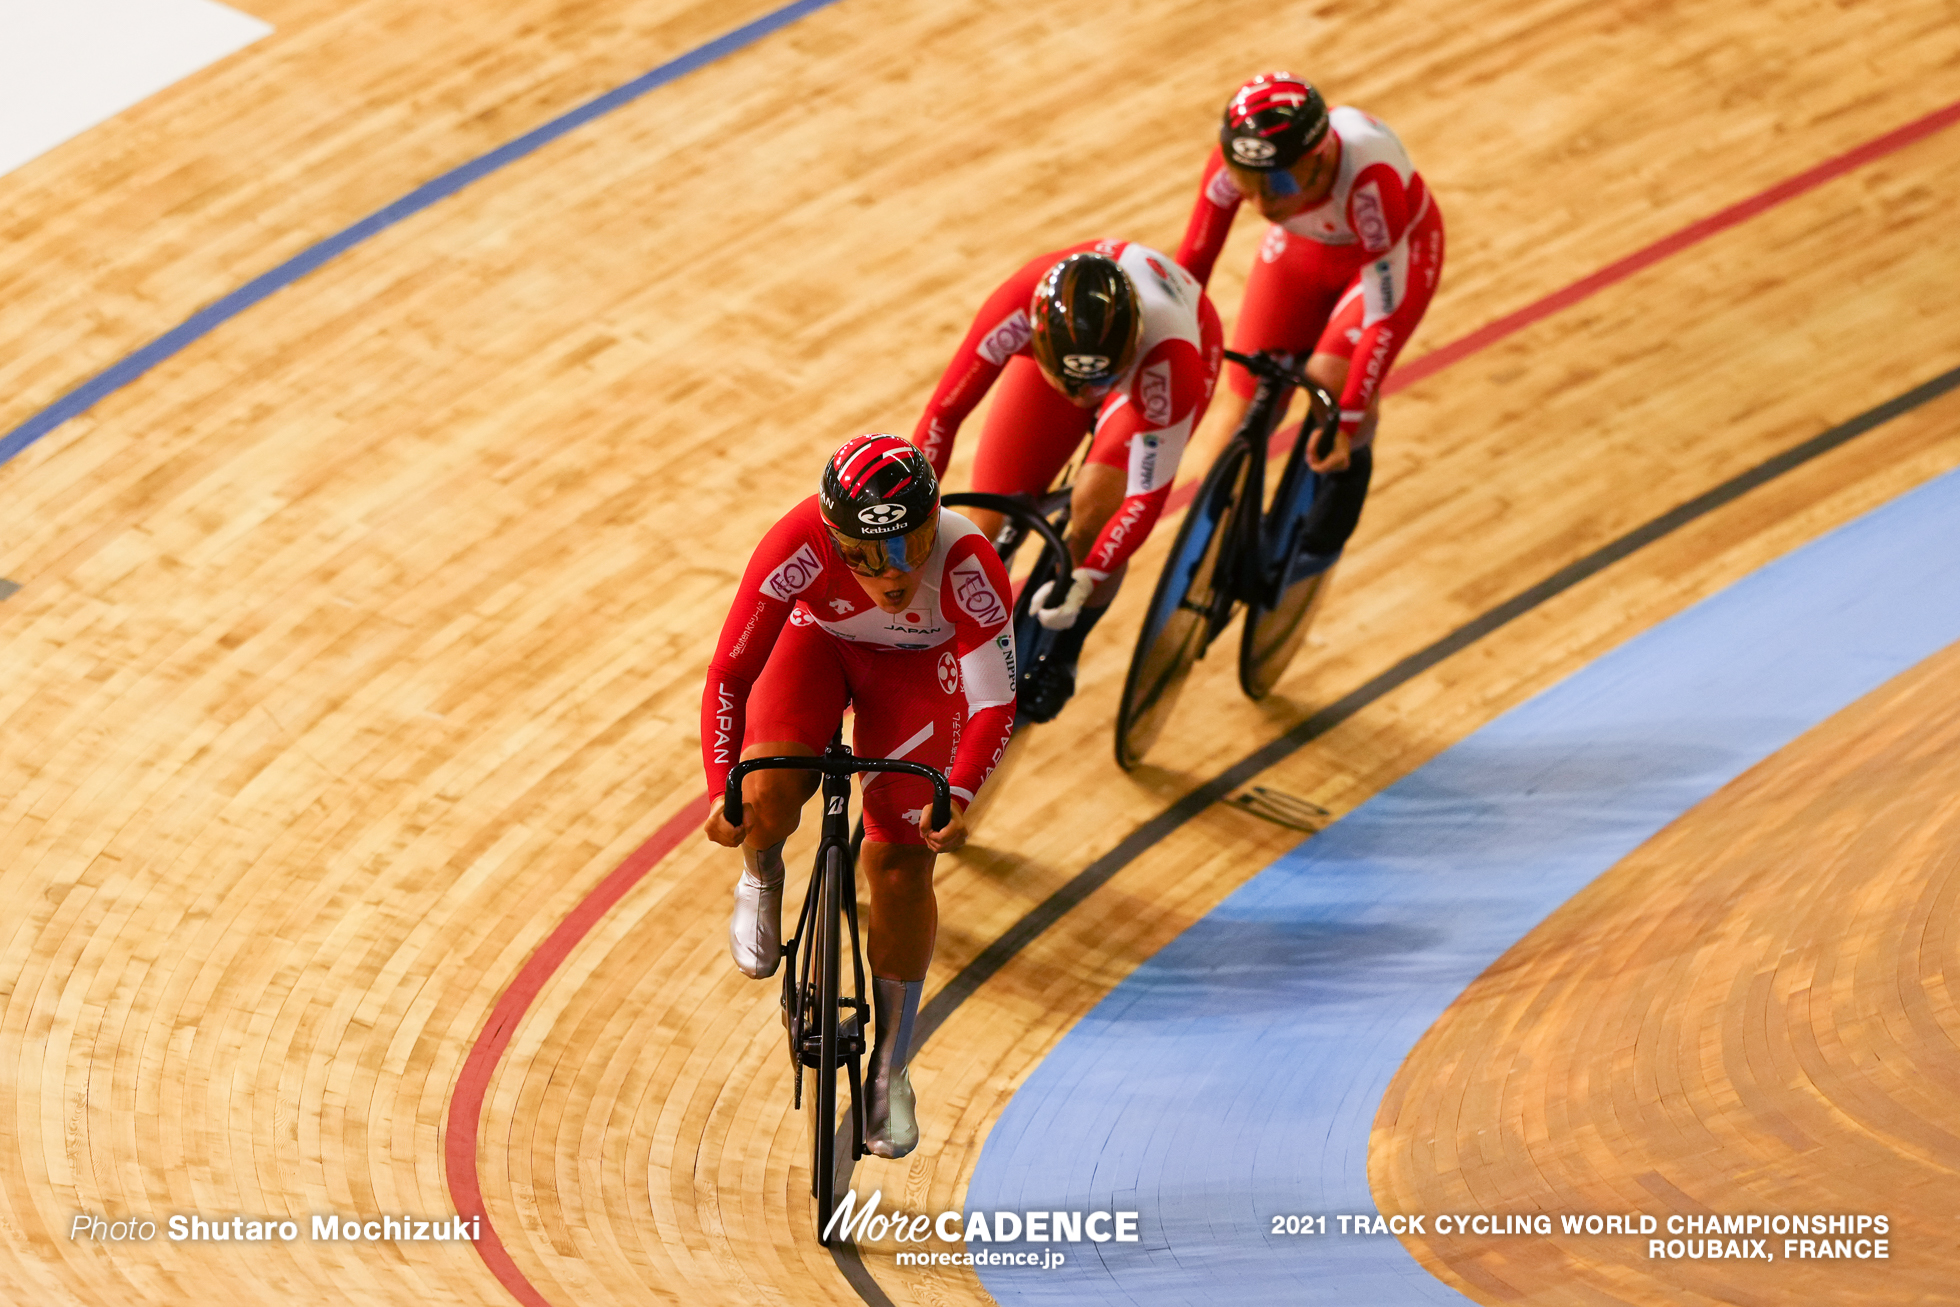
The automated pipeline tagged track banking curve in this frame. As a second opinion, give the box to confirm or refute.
[5,6,1956,1303]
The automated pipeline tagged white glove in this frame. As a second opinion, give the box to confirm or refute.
[1030,573,1095,630]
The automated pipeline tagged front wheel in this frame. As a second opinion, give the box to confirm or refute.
[811,844,843,1241]
[1114,444,1251,770]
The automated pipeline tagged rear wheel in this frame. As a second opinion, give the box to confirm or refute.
[1239,418,1353,699]
[811,845,843,1241]
[1114,444,1250,770]
[1239,560,1336,699]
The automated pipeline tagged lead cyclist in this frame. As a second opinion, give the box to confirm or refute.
[699,434,1017,1158]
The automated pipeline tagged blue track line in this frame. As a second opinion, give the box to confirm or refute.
[0,0,846,469]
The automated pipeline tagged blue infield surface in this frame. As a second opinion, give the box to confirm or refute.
[964,462,1960,1306]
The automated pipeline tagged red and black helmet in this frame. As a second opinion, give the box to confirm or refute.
[1220,72,1330,172]
[1028,252,1142,403]
[820,434,938,539]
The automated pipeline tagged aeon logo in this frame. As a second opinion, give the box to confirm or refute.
[977,309,1033,366]
[763,543,823,600]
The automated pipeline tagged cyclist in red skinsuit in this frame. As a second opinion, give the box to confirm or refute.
[913,239,1223,719]
[701,434,1015,1160]
[1177,73,1444,557]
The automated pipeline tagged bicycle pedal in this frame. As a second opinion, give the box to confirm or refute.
[1226,785,1330,832]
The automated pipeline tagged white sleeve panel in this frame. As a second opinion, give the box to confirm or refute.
[1126,414,1195,497]
[961,631,1017,711]
[1360,234,1411,326]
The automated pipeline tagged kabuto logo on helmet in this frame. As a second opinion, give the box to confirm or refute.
[821,433,939,541]
[1062,354,1111,378]
[1231,137,1278,165]
[1221,72,1329,172]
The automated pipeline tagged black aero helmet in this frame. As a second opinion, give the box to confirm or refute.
[1028,252,1142,403]
[819,434,941,574]
[1220,72,1330,172]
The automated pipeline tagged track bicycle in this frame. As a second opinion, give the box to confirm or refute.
[1113,350,1345,770]
[722,744,953,1244]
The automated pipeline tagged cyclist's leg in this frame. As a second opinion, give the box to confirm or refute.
[1184,224,1352,478]
[844,643,962,1156]
[726,615,848,978]
[965,355,1094,541]
[1026,315,1224,719]
[1299,207,1445,546]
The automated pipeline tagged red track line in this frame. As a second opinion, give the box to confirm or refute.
[442,94,1960,1307]
[1387,96,1960,392]
[444,793,709,1307]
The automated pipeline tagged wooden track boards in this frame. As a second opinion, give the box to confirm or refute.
[0,0,1956,1304]
[1372,637,1960,1305]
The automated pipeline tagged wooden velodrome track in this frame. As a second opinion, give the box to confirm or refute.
[1,0,1957,1303]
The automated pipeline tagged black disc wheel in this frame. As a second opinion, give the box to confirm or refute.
[811,845,843,1241]
[1239,559,1336,699]
[1114,444,1250,770]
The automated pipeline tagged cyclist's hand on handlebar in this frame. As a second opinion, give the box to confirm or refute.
[918,798,969,853]
[1307,426,1352,475]
[1031,574,1095,630]
[704,803,747,848]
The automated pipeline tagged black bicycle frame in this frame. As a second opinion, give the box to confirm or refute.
[1218,349,1339,613]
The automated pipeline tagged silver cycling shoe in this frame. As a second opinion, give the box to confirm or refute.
[864,976,923,1158]
[728,842,785,979]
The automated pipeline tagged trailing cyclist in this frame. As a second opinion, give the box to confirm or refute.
[1177,71,1445,561]
[912,241,1223,722]
[699,434,1017,1158]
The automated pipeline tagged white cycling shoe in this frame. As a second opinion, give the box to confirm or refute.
[728,842,785,979]
[864,976,924,1158]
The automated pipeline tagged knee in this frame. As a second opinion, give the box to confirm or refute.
[741,771,808,846]
[1304,353,1349,397]
[1063,516,1102,562]
[862,847,934,900]
[965,507,1005,545]
[1065,468,1126,560]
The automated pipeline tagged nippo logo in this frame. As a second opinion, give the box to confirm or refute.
[1230,136,1277,165]
[937,651,961,695]
[1062,354,1110,378]
[858,503,908,528]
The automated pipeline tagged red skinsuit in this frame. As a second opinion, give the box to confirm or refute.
[1177,106,1445,440]
[701,499,1017,844]
[912,239,1223,583]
